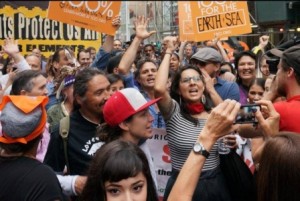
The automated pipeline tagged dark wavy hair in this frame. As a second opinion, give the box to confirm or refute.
[257,132,300,201]
[134,57,157,80]
[80,140,158,201]
[96,114,133,144]
[234,51,257,86]
[170,65,211,125]
[73,68,106,110]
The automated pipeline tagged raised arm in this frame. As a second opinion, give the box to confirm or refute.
[154,36,178,119]
[3,38,23,64]
[102,15,121,53]
[178,40,187,63]
[3,38,30,71]
[168,100,241,201]
[118,16,156,75]
[214,39,230,62]
[252,35,269,55]
[90,15,121,69]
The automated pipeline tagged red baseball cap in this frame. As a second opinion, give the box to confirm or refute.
[103,88,161,126]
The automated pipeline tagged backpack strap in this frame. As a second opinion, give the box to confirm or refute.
[59,116,70,175]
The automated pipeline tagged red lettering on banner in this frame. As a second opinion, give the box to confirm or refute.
[162,145,171,163]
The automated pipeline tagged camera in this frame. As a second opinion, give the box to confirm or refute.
[261,36,300,75]
[266,57,280,75]
[234,104,261,124]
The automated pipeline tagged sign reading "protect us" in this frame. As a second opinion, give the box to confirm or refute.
[190,1,252,41]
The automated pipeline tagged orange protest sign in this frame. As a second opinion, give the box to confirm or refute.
[178,1,196,41]
[47,1,121,36]
[190,1,252,41]
[0,5,102,58]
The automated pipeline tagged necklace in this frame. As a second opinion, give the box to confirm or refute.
[80,111,101,126]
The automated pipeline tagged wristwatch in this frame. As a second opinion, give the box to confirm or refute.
[193,141,210,158]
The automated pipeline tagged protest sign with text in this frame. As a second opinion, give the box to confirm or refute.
[190,1,252,41]
[47,1,121,35]
[0,5,102,58]
[147,128,172,201]
[178,1,196,41]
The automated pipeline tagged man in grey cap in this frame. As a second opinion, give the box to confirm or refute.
[190,47,240,106]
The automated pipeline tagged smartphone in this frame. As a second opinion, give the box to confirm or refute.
[234,104,261,124]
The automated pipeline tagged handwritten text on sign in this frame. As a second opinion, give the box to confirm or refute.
[47,1,121,36]
[190,1,251,41]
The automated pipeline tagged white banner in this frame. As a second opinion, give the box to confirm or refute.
[148,128,172,199]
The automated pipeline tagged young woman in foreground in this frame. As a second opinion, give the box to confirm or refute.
[80,140,158,201]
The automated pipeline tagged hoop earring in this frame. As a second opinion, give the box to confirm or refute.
[201,95,206,104]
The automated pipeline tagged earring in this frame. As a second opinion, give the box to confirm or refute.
[179,96,182,106]
[201,95,206,104]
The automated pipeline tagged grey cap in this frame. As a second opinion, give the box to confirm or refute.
[0,102,42,138]
[270,44,300,75]
[191,47,223,63]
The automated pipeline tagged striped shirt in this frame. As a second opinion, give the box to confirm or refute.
[166,100,219,171]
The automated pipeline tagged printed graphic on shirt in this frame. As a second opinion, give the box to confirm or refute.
[82,137,104,156]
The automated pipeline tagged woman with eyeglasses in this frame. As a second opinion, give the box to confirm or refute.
[154,36,232,201]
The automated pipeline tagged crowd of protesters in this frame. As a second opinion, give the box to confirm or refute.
[0,14,300,201]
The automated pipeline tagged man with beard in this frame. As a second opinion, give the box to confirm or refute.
[265,44,300,132]
[44,68,110,198]
[244,44,300,165]
[190,47,240,106]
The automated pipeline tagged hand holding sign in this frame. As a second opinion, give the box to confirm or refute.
[180,1,251,42]
[112,15,121,30]
[134,16,156,40]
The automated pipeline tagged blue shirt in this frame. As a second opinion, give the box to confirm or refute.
[46,81,58,110]
[214,77,240,102]
[141,91,166,129]
[90,47,111,71]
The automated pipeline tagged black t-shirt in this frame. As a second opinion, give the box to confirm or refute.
[0,156,63,201]
[44,110,103,175]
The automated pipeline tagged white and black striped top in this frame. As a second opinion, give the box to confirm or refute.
[166,100,219,171]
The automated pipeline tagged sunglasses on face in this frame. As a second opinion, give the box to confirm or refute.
[181,76,202,84]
